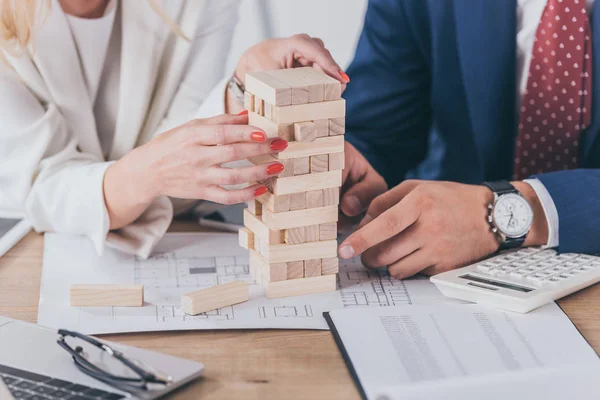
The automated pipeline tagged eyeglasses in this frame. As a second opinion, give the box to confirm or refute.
[57,329,173,394]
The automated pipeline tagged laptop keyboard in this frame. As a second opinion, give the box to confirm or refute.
[0,364,125,399]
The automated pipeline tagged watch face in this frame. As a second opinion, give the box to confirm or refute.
[492,193,534,238]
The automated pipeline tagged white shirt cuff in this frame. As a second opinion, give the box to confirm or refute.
[523,178,559,248]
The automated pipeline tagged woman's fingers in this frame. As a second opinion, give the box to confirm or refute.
[201,184,268,206]
[205,162,286,186]
[207,138,288,164]
[192,123,268,146]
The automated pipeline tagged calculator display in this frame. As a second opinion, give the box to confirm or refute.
[459,274,534,293]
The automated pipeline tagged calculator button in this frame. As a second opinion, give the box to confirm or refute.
[476,263,495,272]
[547,277,564,284]
[576,255,596,261]
[510,270,530,278]
[547,266,566,273]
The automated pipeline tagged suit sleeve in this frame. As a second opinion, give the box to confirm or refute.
[344,0,432,187]
[535,169,600,254]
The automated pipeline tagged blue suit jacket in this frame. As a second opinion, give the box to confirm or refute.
[344,0,600,254]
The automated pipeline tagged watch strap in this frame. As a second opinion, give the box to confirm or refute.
[482,181,516,195]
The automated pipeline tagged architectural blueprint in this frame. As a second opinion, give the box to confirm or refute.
[38,232,461,335]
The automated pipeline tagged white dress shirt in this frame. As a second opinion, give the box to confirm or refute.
[517,0,594,247]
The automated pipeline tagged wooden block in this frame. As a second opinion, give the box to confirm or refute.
[292,85,309,104]
[238,227,255,250]
[264,102,273,120]
[304,259,322,277]
[310,154,329,173]
[293,157,310,175]
[243,209,284,244]
[289,192,307,210]
[306,190,324,208]
[249,154,293,177]
[323,187,340,206]
[271,99,345,124]
[247,199,262,216]
[255,98,265,116]
[246,71,292,106]
[275,135,345,160]
[264,274,337,299]
[329,117,345,136]
[249,251,287,282]
[271,170,343,195]
[328,152,344,171]
[286,261,305,279]
[305,224,319,242]
[244,92,255,112]
[181,281,248,315]
[314,119,329,137]
[300,67,341,101]
[70,284,144,307]
[319,222,337,241]
[285,226,305,244]
[256,191,291,213]
[266,67,325,103]
[321,257,339,275]
[248,112,294,141]
[262,205,338,230]
[294,121,317,142]
[259,240,338,263]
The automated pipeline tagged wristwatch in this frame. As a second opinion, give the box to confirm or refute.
[227,75,246,104]
[482,181,534,250]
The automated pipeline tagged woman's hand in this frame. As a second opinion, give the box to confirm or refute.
[235,34,350,87]
[103,114,288,229]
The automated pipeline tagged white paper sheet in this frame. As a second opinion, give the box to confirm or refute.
[325,304,600,400]
[38,232,460,334]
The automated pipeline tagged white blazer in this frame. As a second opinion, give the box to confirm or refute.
[0,0,239,258]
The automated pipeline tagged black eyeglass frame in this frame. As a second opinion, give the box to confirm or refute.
[57,329,171,393]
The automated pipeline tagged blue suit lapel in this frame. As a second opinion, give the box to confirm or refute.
[453,0,517,177]
[582,0,600,162]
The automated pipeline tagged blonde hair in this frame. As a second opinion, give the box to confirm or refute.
[0,0,187,59]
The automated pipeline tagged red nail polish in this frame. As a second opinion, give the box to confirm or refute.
[267,163,285,175]
[251,131,266,142]
[339,70,350,83]
[254,186,268,197]
[238,110,248,116]
[270,139,288,151]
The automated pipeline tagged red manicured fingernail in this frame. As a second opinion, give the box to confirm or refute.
[267,163,285,175]
[254,186,268,197]
[270,139,288,151]
[251,131,266,142]
[238,110,248,116]
[339,70,350,83]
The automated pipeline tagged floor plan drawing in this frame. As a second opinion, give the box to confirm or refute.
[258,305,314,319]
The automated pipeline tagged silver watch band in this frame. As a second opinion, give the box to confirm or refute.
[228,75,245,104]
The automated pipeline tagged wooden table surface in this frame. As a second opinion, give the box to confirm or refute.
[1,225,600,400]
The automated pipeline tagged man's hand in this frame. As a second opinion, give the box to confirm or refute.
[338,180,549,279]
[340,142,388,219]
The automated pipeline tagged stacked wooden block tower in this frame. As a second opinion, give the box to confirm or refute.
[238,67,344,298]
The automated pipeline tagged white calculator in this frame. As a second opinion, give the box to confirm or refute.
[430,248,600,313]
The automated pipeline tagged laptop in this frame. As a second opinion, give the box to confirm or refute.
[0,316,204,399]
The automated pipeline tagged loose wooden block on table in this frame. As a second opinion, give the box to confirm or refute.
[243,209,284,244]
[289,192,307,211]
[306,190,324,209]
[271,170,342,195]
[329,117,345,136]
[287,261,305,279]
[323,187,340,206]
[263,274,337,299]
[275,135,344,160]
[245,71,292,106]
[70,284,144,307]
[285,226,305,245]
[271,99,345,125]
[238,227,254,250]
[305,225,319,242]
[310,154,329,173]
[258,240,338,264]
[262,205,338,230]
[328,152,345,171]
[321,257,340,275]
[181,281,248,315]
[314,119,329,137]
[319,222,337,241]
[294,121,317,142]
[248,112,294,141]
[304,259,322,277]
[293,157,310,176]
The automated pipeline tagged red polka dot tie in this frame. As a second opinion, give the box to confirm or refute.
[514,0,593,180]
